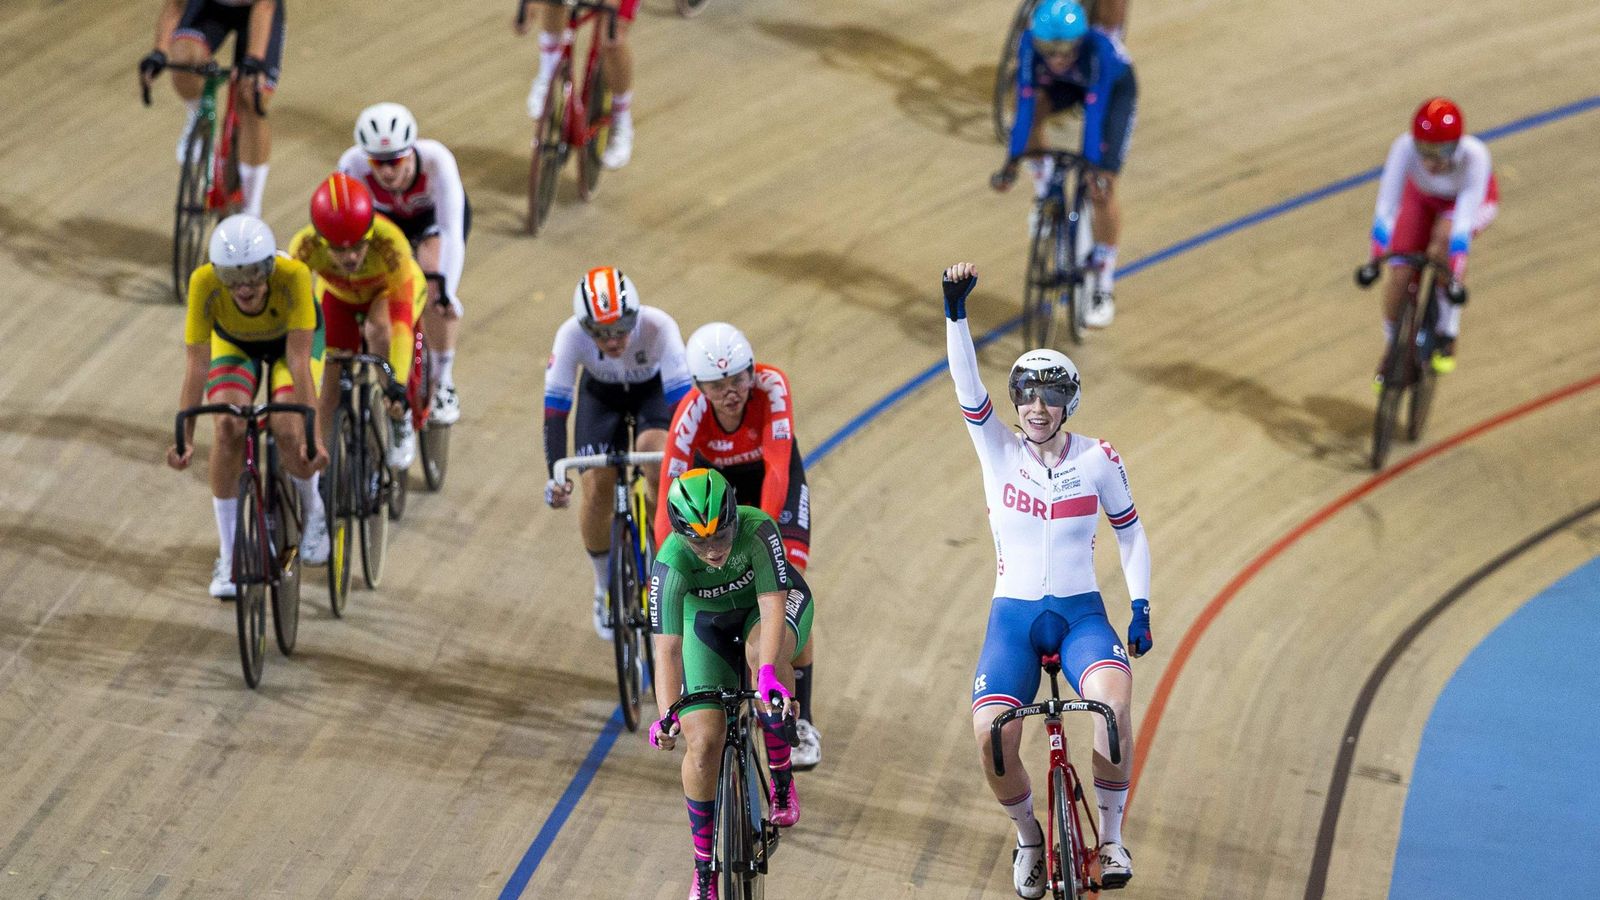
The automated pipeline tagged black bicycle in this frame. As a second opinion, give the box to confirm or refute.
[553,441,661,732]
[1355,252,1466,469]
[996,149,1100,348]
[658,689,782,899]
[175,401,314,687]
[323,351,402,616]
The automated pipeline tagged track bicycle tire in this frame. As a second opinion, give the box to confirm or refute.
[527,62,569,235]
[609,515,646,731]
[1023,199,1063,349]
[675,0,711,17]
[717,741,754,900]
[326,405,357,616]
[358,385,391,590]
[235,470,268,688]
[633,484,658,689]
[420,421,450,490]
[578,58,610,200]
[1406,269,1440,442]
[1051,767,1085,898]
[266,440,301,656]
[991,0,1034,144]
[1066,188,1096,346]
[1370,290,1416,470]
[173,125,213,303]
[743,722,772,894]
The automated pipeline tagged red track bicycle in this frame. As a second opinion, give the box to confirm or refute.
[990,654,1122,898]
[518,0,617,235]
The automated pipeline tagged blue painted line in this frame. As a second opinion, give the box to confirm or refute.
[1390,555,1600,898]
[500,93,1600,897]
[498,707,626,899]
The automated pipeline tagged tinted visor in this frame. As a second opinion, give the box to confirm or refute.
[215,258,274,287]
[1034,38,1080,57]
[1009,374,1079,409]
[684,523,736,552]
[1414,140,1458,161]
[580,311,639,340]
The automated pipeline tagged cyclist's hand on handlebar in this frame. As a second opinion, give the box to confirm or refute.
[1126,599,1152,658]
[306,440,329,473]
[139,49,167,86]
[649,713,680,750]
[756,664,793,717]
[942,263,978,321]
[167,442,192,471]
[990,161,1020,193]
[544,478,572,509]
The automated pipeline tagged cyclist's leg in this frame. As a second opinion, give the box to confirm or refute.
[1382,180,1436,339]
[169,0,219,103]
[679,609,745,870]
[204,333,259,577]
[527,4,568,118]
[231,1,282,217]
[1092,0,1129,40]
[1025,90,1063,199]
[631,373,672,491]
[972,597,1050,842]
[574,374,628,603]
[743,597,805,821]
[598,0,638,167]
[319,292,364,436]
[412,230,462,405]
[1058,594,1135,853]
[1087,71,1136,294]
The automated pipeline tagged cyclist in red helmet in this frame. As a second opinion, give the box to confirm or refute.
[289,173,429,468]
[1368,97,1498,377]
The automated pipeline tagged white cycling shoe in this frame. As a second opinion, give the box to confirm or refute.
[300,514,330,566]
[430,385,461,426]
[792,719,822,770]
[1013,839,1046,899]
[1083,291,1116,329]
[209,556,236,600]
[389,418,417,470]
[527,73,553,120]
[1097,841,1133,889]
[176,107,201,164]
[602,121,633,170]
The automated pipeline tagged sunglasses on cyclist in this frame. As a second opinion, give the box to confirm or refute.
[1009,378,1079,409]
[684,525,736,551]
[367,153,410,169]
[579,314,638,341]
[1034,38,1080,58]
[1414,140,1458,162]
[215,259,274,288]
[695,370,754,396]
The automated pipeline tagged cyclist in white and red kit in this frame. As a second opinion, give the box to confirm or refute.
[340,103,471,423]
[941,262,1151,896]
[1368,97,1497,375]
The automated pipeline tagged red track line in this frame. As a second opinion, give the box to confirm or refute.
[1128,371,1600,808]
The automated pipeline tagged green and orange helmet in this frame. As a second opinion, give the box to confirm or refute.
[666,468,738,542]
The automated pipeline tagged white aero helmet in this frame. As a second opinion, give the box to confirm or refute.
[572,266,640,338]
[354,102,418,160]
[208,214,276,286]
[1008,348,1081,419]
[685,323,754,382]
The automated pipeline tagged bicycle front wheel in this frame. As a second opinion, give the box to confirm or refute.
[1406,270,1440,442]
[717,741,756,900]
[1051,767,1085,898]
[267,444,301,655]
[234,470,268,687]
[578,59,610,200]
[1023,200,1063,349]
[173,125,213,303]
[609,515,646,731]
[326,405,357,616]
[1371,294,1416,469]
[359,392,391,590]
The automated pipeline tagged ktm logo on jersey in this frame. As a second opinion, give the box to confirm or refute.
[672,396,708,457]
[1002,483,1098,520]
[708,439,735,451]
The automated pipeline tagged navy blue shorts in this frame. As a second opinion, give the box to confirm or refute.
[972,592,1131,712]
[174,0,285,86]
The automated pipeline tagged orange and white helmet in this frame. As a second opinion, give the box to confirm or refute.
[573,266,640,339]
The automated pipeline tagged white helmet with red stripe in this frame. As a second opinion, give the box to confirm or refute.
[573,266,640,338]
[684,322,754,382]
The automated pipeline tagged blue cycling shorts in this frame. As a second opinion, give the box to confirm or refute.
[972,592,1131,712]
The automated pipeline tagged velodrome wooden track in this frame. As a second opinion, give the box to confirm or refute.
[2,0,1598,896]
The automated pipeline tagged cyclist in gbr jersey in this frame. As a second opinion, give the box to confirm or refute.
[544,267,691,639]
[942,263,1152,895]
[1369,97,1497,375]
[654,323,824,770]
[339,103,470,424]
[289,173,427,470]
[646,469,814,900]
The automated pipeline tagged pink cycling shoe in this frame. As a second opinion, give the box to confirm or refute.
[768,775,800,828]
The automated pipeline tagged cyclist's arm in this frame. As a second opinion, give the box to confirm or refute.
[751,517,792,591]
[1370,135,1409,257]
[1446,140,1492,278]
[151,0,184,53]
[1093,441,1151,604]
[244,0,278,61]
[755,369,796,520]
[946,317,1014,465]
[426,143,469,304]
[542,322,582,477]
[648,557,687,720]
[654,394,703,545]
[754,588,790,673]
[653,309,693,407]
[1007,31,1039,161]
[282,264,321,416]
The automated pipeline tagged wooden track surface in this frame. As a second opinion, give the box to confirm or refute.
[2,0,1598,896]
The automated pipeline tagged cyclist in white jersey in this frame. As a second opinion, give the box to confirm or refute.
[340,103,471,424]
[543,267,691,639]
[942,262,1152,895]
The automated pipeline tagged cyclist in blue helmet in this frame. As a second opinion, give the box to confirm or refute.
[993,0,1139,330]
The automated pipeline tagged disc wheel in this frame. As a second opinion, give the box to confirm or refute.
[173,124,213,303]
[234,471,268,688]
[326,405,357,616]
[1023,200,1063,350]
[527,63,569,235]
[267,448,301,656]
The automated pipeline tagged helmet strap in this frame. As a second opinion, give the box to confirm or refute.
[1017,405,1067,446]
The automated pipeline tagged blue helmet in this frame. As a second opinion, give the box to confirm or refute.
[1031,0,1088,43]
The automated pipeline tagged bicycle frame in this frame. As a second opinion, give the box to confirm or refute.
[1355,252,1464,468]
[661,689,780,885]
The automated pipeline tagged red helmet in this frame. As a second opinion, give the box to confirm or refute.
[310,173,374,247]
[1412,97,1463,144]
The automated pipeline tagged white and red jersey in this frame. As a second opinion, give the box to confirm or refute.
[338,139,467,304]
[1371,134,1495,263]
[947,319,1151,602]
[542,306,692,415]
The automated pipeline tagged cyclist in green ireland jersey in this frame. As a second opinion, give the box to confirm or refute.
[647,468,814,900]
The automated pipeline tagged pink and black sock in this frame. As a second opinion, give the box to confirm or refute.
[686,796,714,862]
[759,716,793,787]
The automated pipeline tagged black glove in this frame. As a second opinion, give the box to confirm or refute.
[383,379,410,408]
[139,49,168,80]
[943,270,977,321]
[990,161,1019,192]
[237,55,268,80]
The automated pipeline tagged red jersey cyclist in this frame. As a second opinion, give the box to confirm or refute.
[138,0,282,217]
[654,323,823,770]
[515,0,639,169]
[1368,97,1497,377]
[289,173,428,471]
[339,103,470,425]
[167,215,328,597]
[942,263,1153,895]
[543,267,692,639]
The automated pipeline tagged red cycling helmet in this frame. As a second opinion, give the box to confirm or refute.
[1412,97,1463,144]
[310,172,375,247]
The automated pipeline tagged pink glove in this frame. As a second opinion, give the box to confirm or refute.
[1449,251,1468,281]
[756,664,792,711]
[649,713,679,750]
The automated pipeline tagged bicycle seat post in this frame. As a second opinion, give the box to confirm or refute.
[1042,653,1063,701]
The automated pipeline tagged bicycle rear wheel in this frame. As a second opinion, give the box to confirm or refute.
[717,741,756,900]
[267,442,301,655]
[235,470,268,687]
[1023,200,1063,349]
[609,515,647,731]
[991,0,1034,144]
[420,422,451,490]
[1051,767,1085,898]
[359,387,391,590]
[326,405,357,616]
[173,125,213,303]
[1371,294,1415,469]
[527,65,569,235]
[578,59,610,200]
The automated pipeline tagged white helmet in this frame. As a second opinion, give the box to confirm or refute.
[354,102,417,160]
[572,266,640,337]
[685,323,754,382]
[1008,348,1081,419]
[208,214,276,285]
